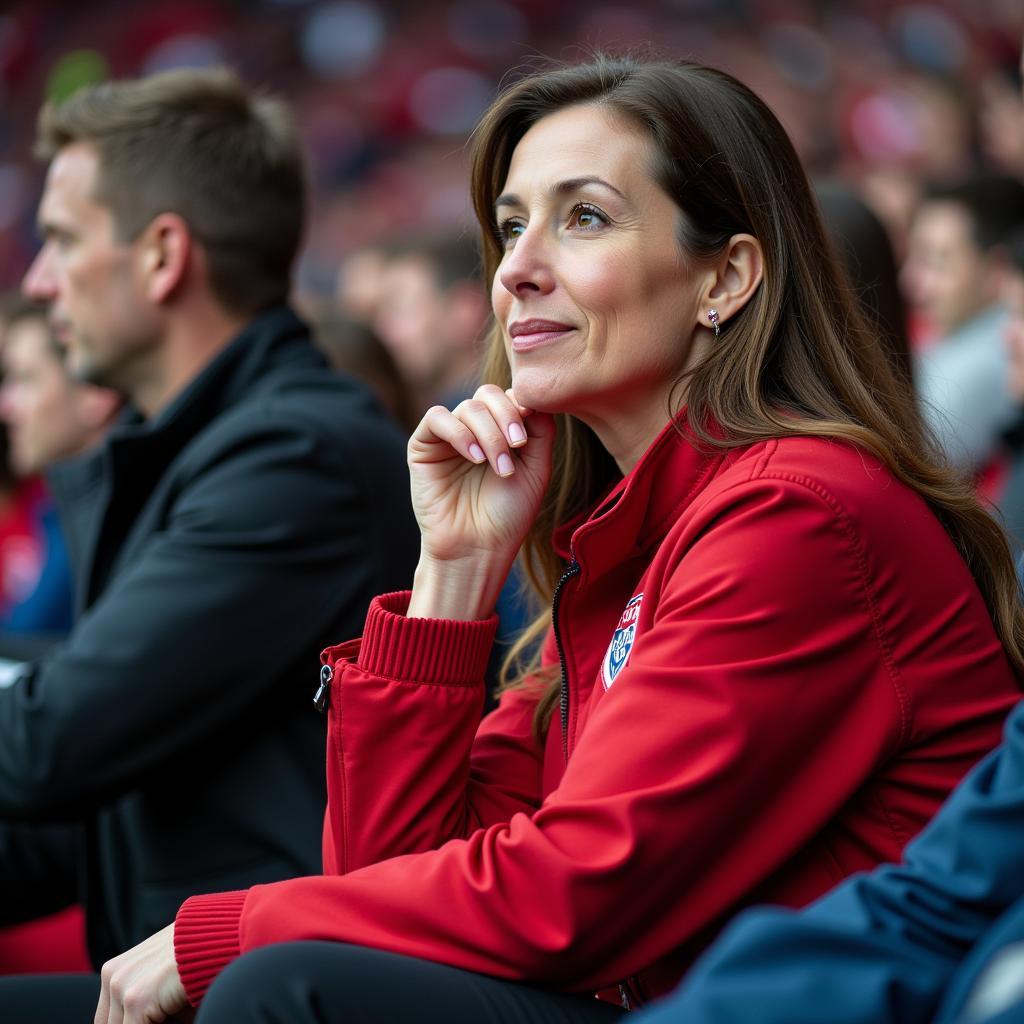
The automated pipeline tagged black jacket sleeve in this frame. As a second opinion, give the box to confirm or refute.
[0,402,416,820]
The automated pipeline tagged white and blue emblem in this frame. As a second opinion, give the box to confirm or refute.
[601,593,643,690]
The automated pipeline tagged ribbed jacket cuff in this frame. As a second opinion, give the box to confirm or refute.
[357,591,498,685]
[174,889,247,1006]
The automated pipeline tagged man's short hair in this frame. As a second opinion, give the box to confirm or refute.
[381,233,482,292]
[926,174,1024,254]
[35,67,306,316]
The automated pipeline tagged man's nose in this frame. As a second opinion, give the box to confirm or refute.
[22,244,57,302]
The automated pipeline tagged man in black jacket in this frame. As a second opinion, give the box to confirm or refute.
[0,66,418,982]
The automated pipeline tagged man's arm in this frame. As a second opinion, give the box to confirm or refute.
[0,406,416,820]
[636,699,1024,1024]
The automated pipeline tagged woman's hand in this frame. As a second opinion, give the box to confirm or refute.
[407,385,554,620]
[94,923,193,1024]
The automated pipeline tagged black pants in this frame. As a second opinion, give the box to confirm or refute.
[199,943,625,1024]
[0,945,625,1023]
[0,973,100,1021]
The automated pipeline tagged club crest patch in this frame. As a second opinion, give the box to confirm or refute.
[601,594,643,689]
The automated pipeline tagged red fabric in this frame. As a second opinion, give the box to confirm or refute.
[0,477,46,614]
[0,906,90,974]
[176,419,1020,1007]
[976,450,1008,506]
[174,890,245,1001]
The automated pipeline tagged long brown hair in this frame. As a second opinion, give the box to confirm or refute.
[469,55,1024,732]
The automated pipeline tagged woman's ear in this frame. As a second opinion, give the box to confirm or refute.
[702,234,764,330]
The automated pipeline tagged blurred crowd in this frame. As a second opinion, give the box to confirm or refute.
[0,0,1019,292]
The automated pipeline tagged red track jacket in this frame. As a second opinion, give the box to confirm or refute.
[175,418,1020,1007]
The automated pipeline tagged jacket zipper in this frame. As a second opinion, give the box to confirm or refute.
[552,552,635,1011]
[313,663,332,713]
[551,558,580,763]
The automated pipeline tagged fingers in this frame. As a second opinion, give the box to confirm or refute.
[505,388,530,416]
[97,957,127,1024]
[96,956,162,1024]
[95,961,112,1024]
[412,384,533,478]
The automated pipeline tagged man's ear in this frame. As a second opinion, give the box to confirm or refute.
[700,234,764,331]
[137,213,192,305]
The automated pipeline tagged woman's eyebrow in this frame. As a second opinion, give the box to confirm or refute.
[552,176,628,202]
[494,176,628,212]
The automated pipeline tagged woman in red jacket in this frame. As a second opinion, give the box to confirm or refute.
[87,56,1022,1024]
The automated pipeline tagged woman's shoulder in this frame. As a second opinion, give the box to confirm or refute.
[697,433,943,550]
[714,433,907,505]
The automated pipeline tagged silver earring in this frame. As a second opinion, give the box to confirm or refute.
[708,308,720,339]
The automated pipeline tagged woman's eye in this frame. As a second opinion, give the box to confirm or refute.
[568,203,608,231]
[497,218,525,246]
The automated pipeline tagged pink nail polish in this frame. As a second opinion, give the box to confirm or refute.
[469,443,485,462]
[497,453,514,476]
[508,423,526,444]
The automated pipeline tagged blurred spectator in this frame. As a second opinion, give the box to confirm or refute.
[335,246,390,323]
[816,179,913,390]
[0,466,71,646]
[1005,231,1024,407]
[0,298,120,476]
[978,60,1024,181]
[0,299,121,657]
[310,308,418,432]
[903,174,1024,474]
[901,70,977,183]
[998,228,1024,551]
[370,233,489,414]
[857,166,922,266]
[0,297,120,653]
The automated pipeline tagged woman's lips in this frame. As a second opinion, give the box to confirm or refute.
[508,319,575,351]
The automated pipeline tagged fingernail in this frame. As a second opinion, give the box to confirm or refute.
[497,453,514,476]
[469,443,485,462]
[508,423,526,445]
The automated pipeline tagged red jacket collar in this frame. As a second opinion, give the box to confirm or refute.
[552,412,726,578]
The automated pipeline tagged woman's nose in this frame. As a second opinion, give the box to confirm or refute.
[497,225,555,297]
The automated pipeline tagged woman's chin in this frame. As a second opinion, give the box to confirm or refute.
[509,376,572,416]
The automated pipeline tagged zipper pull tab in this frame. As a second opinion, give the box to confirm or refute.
[313,663,333,713]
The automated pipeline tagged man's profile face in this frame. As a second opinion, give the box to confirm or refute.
[901,200,998,337]
[0,315,97,475]
[21,142,156,393]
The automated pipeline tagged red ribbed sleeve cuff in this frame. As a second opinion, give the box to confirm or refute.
[174,889,247,1006]
[355,591,498,685]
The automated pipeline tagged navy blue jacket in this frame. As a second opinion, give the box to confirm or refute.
[638,699,1024,1024]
